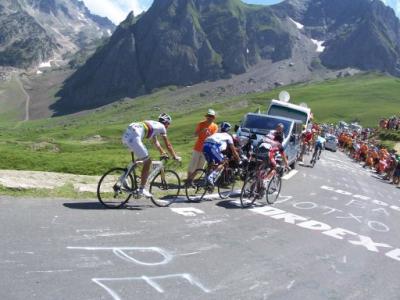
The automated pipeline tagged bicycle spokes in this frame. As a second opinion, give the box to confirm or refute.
[150,170,181,207]
[97,168,134,209]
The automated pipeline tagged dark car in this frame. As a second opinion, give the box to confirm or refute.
[236,113,303,169]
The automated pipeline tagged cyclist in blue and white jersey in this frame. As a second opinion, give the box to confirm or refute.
[314,133,326,159]
[202,122,240,185]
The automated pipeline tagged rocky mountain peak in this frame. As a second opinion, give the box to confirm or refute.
[53,0,400,114]
[0,0,115,68]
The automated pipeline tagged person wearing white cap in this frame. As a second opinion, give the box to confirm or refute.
[186,109,218,184]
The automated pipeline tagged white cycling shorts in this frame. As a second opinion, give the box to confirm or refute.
[122,127,148,160]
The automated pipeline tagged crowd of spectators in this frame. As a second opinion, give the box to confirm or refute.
[379,116,400,130]
[336,122,400,187]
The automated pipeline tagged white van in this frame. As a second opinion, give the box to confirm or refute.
[267,97,312,127]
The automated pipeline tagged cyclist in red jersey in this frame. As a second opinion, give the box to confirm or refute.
[299,129,313,161]
[263,123,289,180]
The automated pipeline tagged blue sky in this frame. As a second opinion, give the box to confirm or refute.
[82,0,282,24]
[82,0,398,25]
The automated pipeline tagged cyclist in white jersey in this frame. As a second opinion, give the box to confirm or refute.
[122,113,181,197]
[203,122,240,185]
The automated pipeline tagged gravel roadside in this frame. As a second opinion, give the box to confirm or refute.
[0,170,99,193]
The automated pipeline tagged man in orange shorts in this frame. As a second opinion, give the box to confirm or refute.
[186,109,218,184]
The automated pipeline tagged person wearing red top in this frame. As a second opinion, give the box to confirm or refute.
[263,124,289,180]
[299,129,313,161]
[186,109,218,183]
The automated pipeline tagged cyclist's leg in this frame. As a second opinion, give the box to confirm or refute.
[207,145,224,184]
[317,144,322,159]
[265,156,277,181]
[311,146,317,162]
[122,131,150,190]
[263,168,275,182]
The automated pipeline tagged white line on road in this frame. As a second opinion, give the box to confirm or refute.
[170,207,205,217]
[287,280,295,290]
[282,170,298,180]
[26,269,72,274]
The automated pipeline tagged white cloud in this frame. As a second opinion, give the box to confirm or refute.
[82,0,146,24]
[380,0,400,17]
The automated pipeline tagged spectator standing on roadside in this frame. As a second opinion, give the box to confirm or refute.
[186,109,218,184]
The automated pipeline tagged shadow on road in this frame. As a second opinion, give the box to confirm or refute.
[216,197,266,210]
[63,202,146,210]
[63,202,106,210]
[370,174,395,185]
[216,200,242,209]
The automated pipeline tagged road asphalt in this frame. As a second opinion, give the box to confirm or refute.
[1,150,399,300]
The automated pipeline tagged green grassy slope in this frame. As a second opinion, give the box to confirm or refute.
[0,73,399,175]
[0,74,27,121]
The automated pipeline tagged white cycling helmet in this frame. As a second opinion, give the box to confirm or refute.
[220,121,232,132]
[158,113,172,125]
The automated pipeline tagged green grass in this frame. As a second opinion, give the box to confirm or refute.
[0,75,26,121]
[0,73,399,176]
[377,129,400,142]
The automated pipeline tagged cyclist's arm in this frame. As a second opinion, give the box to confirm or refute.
[228,143,240,161]
[152,136,167,155]
[160,135,180,160]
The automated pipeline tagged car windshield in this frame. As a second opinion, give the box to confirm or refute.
[326,136,336,141]
[268,105,308,124]
[242,114,291,137]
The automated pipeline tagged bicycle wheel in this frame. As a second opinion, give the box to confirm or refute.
[266,175,282,204]
[217,168,238,199]
[149,170,181,207]
[185,168,208,202]
[310,152,317,167]
[97,168,134,209]
[240,176,258,208]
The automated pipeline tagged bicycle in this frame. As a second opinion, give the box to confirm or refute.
[185,159,239,202]
[310,145,322,167]
[240,155,284,208]
[299,139,312,162]
[97,153,181,208]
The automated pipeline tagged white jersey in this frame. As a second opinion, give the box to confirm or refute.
[205,132,233,151]
[316,136,326,144]
[128,120,167,139]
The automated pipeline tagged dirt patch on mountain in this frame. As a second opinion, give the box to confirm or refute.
[31,142,60,152]
[81,135,106,144]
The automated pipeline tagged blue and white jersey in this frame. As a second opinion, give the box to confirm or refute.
[204,132,234,152]
[316,136,326,146]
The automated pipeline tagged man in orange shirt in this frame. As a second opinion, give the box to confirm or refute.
[186,109,218,183]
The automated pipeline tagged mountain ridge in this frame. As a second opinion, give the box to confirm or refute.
[53,0,400,114]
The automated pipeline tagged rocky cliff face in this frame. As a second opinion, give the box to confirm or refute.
[0,0,115,68]
[276,0,400,75]
[56,0,295,111]
[54,0,400,113]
